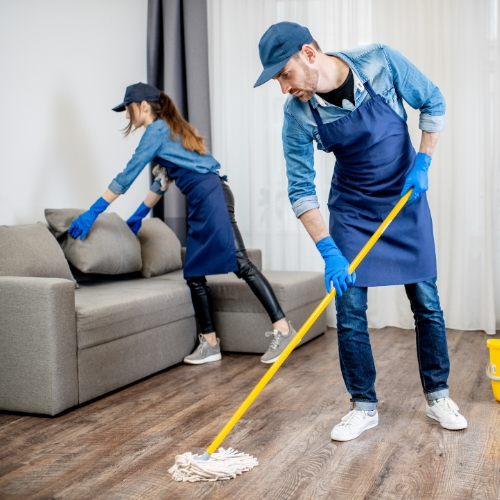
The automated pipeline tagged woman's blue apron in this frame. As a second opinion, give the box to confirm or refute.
[153,157,238,279]
[308,81,436,287]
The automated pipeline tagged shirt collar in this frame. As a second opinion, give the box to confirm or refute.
[309,52,367,109]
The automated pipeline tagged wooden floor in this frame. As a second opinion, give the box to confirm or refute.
[1,327,499,500]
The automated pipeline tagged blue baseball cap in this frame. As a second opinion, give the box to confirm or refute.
[112,82,161,112]
[254,22,313,88]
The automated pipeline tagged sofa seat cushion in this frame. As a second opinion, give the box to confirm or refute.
[152,269,185,282]
[207,270,324,314]
[75,278,194,349]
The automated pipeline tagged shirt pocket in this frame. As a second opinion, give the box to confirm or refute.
[382,86,398,106]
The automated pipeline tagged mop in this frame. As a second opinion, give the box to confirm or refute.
[169,189,413,482]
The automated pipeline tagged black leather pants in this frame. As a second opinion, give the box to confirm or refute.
[186,179,285,334]
[185,276,216,334]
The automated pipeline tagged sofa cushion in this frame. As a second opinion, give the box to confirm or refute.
[75,277,194,349]
[207,270,325,314]
[206,270,326,353]
[45,208,142,275]
[0,223,75,283]
[154,269,185,282]
[138,218,182,278]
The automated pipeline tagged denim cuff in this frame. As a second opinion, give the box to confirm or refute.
[350,401,377,411]
[292,195,320,218]
[425,388,449,401]
[150,179,164,194]
[108,179,127,195]
[419,113,445,133]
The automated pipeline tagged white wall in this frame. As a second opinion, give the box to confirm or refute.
[0,0,149,225]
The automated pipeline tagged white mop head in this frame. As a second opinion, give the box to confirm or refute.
[168,447,259,482]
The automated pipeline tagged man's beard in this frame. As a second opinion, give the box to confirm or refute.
[290,61,319,102]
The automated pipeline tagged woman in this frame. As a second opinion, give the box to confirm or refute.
[69,82,296,365]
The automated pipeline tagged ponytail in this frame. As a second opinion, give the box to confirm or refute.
[150,93,208,155]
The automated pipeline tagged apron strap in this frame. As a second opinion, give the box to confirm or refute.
[362,81,377,98]
[308,100,324,127]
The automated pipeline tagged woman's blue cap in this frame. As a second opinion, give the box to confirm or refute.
[112,82,161,112]
[254,22,313,88]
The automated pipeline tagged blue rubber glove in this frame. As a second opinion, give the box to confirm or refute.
[126,202,151,235]
[68,197,110,240]
[316,236,356,296]
[400,152,432,204]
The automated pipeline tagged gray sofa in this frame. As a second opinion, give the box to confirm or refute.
[0,215,326,416]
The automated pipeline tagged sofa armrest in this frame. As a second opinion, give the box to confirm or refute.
[0,277,78,415]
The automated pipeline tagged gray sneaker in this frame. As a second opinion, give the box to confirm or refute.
[260,322,297,364]
[184,334,222,365]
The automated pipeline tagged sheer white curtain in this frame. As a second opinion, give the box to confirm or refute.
[207,0,500,334]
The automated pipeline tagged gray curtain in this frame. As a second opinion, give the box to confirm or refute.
[147,0,212,245]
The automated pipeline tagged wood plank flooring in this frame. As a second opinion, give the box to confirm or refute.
[1,327,499,500]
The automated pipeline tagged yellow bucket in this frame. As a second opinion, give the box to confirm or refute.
[486,339,500,402]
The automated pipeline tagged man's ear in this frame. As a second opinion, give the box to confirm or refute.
[301,44,317,64]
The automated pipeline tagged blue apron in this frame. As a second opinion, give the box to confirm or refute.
[153,157,238,279]
[308,81,437,287]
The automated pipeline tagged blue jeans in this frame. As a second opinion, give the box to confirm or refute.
[335,278,450,411]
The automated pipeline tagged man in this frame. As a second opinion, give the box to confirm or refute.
[254,21,467,441]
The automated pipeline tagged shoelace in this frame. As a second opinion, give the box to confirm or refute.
[434,397,459,415]
[337,410,364,428]
[264,330,282,350]
[197,334,208,354]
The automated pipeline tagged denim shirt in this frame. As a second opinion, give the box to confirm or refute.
[283,43,446,218]
[109,118,220,195]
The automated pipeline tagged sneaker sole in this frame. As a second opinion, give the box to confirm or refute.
[426,411,468,430]
[261,356,280,364]
[183,353,222,365]
[331,420,378,442]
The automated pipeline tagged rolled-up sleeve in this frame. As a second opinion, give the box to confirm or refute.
[419,113,445,133]
[283,103,319,218]
[108,125,163,194]
[149,179,165,195]
[382,45,446,133]
[292,195,320,218]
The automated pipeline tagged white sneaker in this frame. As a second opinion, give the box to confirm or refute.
[331,409,378,441]
[426,397,467,430]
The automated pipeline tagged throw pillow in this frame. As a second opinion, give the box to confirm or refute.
[0,222,75,283]
[138,218,182,278]
[44,208,142,275]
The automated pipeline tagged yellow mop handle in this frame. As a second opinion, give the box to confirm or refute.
[205,189,413,456]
